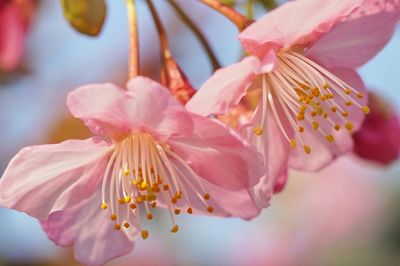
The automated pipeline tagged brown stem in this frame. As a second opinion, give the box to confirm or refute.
[167,0,221,70]
[126,0,140,79]
[199,0,253,31]
[146,0,171,61]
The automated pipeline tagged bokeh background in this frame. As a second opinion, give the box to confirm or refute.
[0,1,399,265]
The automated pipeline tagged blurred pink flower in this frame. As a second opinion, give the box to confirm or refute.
[226,156,384,266]
[353,92,400,165]
[187,0,400,208]
[0,0,35,72]
[0,76,263,265]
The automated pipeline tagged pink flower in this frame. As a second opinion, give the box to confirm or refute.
[353,92,400,165]
[0,77,263,265]
[0,0,35,72]
[187,0,400,208]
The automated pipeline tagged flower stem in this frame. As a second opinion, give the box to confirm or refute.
[126,0,139,79]
[246,0,255,19]
[199,0,252,31]
[167,0,221,70]
[146,0,171,61]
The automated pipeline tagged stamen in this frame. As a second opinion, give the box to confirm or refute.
[101,133,213,237]
[251,50,368,155]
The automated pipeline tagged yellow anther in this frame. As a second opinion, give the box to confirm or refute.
[141,230,149,240]
[175,191,182,199]
[312,121,319,130]
[123,169,130,176]
[327,93,334,99]
[174,209,181,215]
[344,88,351,94]
[300,105,307,113]
[171,197,178,204]
[361,106,370,114]
[303,145,311,154]
[152,184,160,193]
[123,222,130,229]
[323,83,330,89]
[136,196,144,204]
[101,202,108,210]
[114,224,121,231]
[203,193,211,200]
[345,101,352,106]
[345,122,354,132]
[187,207,193,214]
[311,111,317,117]
[151,202,157,208]
[171,225,179,233]
[334,124,341,131]
[163,184,169,191]
[312,87,320,97]
[147,213,153,220]
[298,126,305,133]
[124,196,131,203]
[118,198,125,205]
[320,95,327,101]
[157,178,163,184]
[130,203,137,209]
[357,93,364,99]
[207,206,214,213]
[253,127,264,136]
[297,114,305,121]
[132,179,139,186]
[325,135,335,143]
[323,113,329,119]
[342,111,348,117]
[111,214,117,221]
[146,194,156,202]
[290,139,297,149]
[140,181,148,190]
[331,106,337,112]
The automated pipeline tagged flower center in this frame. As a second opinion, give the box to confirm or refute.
[252,51,369,154]
[100,133,213,239]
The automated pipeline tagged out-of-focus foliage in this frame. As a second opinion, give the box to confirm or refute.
[60,0,106,36]
[258,0,277,9]
[220,0,236,6]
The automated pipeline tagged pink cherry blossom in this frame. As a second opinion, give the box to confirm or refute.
[0,0,35,72]
[353,92,400,165]
[0,76,263,266]
[187,0,400,208]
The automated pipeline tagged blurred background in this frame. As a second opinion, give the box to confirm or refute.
[0,0,399,265]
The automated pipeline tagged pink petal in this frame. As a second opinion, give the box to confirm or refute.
[126,76,193,141]
[0,138,111,220]
[306,0,400,69]
[67,77,193,141]
[0,3,25,71]
[186,56,260,116]
[257,50,279,73]
[353,93,400,165]
[289,68,367,171]
[169,113,264,191]
[162,157,260,220]
[41,189,135,266]
[241,106,290,209]
[272,173,288,194]
[239,0,363,55]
